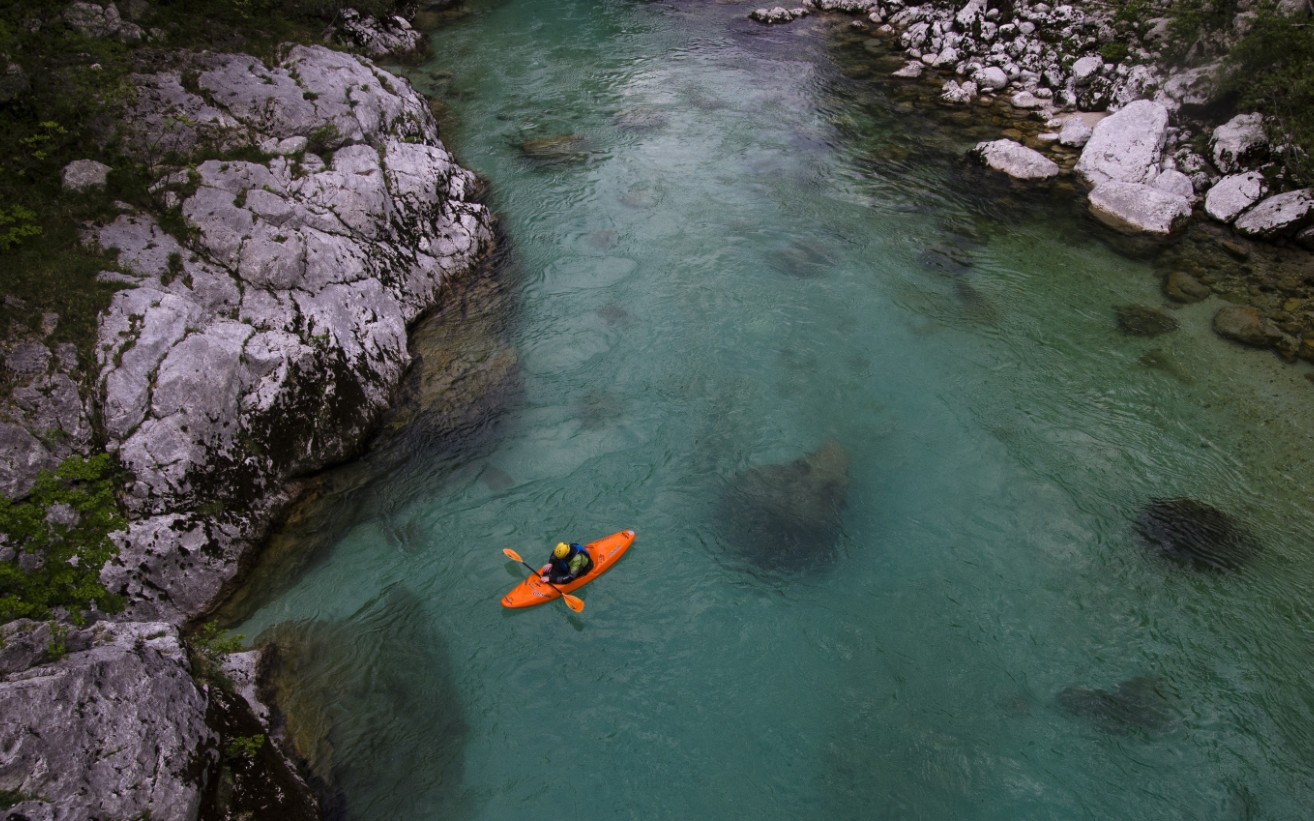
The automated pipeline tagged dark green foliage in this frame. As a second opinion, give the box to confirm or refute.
[0,789,31,810]
[0,454,126,626]
[225,733,266,761]
[189,621,246,687]
[1221,10,1314,182]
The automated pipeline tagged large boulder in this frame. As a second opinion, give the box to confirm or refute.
[1233,188,1314,238]
[1204,171,1268,224]
[1210,113,1268,175]
[1087,181,1193,237]
[971,139,1060,181]
[720,440,850,570]
[1075,99,1170,188]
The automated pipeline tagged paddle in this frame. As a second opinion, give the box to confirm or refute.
[503,548,586,613]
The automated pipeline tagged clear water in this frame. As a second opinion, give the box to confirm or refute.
[233,1,1314,818]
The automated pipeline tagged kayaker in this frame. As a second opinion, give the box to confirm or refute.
[539,542,592,585]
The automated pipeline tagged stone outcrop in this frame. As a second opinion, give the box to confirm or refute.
[0,621,214,820]
[334,8,425,59]
[1075,100,1170,188]
[1,34,494,821]
[90,44,493,624]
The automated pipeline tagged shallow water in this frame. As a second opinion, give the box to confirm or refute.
[233,1,1314,818]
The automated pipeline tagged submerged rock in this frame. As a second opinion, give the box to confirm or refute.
[1058,676,1173,736]
[1115,304,1179,338]
[258,585,468,819]
[720,440,850,569]
[1133,498,1260,572]
[518,134,592,164]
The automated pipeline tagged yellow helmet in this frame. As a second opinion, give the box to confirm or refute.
[554,542,571,559]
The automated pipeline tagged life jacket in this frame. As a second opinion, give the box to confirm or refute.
[566,543,592,576]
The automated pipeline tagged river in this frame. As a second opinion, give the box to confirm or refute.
[230,1,1314,818]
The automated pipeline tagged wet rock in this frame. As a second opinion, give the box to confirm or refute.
[258,585,467,819]
[1137,349,1194,384]
[1115,304,1178,338]
[1213,305,1290,350]
[518,134,592,164]
[1133,497,1260,572]
[971,139,1060,181]
[1058,676,1173,736]
[721,440,850,569]
[1162,270,1211,303]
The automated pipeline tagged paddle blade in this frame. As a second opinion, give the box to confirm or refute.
[562,594,585,613]
[503,548,524,563]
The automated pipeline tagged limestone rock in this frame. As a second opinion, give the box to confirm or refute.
[892,60,924,79]
[1210,113,1267,175]
[62,160,111,192]
[1088,181,1192,237]
[1070,55,1103,86]
[92,44,494,620]
[1058,117,1093,148]
[1233,188,1314,238]
[0,621,213,821]
[1163,270,1211,303]
[63,1,145,43]
[1204,171,1268,224]
[971,139,1060,181]
[1075,99,1169,188]
[334,8,424,58]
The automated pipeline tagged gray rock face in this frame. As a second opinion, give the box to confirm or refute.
[972,139,1061,180]
[1088,181,1192,236]
[0,342,94,498]
[1075,99,1169,187]
[89,45,493,623]
[0,621,214,821]
[64,1,145,44]
[1204,171,1268,223]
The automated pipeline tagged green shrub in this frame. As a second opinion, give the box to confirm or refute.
[188,621,246,686]
[224,733,266,761]
[1220,8,1314,182]
[0,454,126,626]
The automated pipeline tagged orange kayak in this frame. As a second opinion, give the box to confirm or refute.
[501,529,636,609]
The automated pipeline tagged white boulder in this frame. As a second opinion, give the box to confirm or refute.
[1234,188,1314,238]
[1088,181,1193,236]
[972,139,1061,181]
[1204,171,1268,223]
[1075,99,1169,187]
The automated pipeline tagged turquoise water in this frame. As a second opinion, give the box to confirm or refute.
[234,1,1314,818]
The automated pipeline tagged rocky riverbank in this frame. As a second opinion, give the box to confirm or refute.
[0,6,497,817]
[753,0,1314,365]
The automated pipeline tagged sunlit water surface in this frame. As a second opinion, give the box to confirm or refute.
[232,1,1314,818]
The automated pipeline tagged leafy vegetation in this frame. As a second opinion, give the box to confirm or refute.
[0,454,126,626]
[1220,7,1314,182]
[224,733,266,761]
[188,620,246,686]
